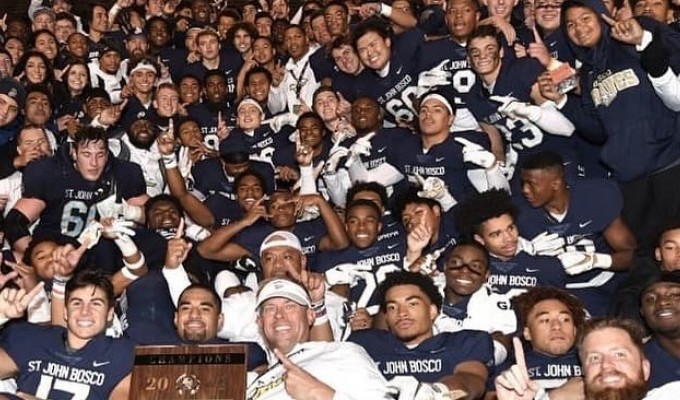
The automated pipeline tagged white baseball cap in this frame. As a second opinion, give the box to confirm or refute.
[259,230,303,257]
[256,278,311,310]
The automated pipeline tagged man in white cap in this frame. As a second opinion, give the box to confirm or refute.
[246,277,391,400]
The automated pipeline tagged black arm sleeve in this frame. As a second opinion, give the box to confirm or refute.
[5,208,31,245]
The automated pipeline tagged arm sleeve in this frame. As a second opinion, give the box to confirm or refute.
[348,161,404,186]
[322,169,352,208]
[532,101,575,136]
[162,265,192,307]
[648,68,680,111]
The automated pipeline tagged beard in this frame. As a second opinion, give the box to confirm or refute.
[585,374,648,400]
[129,130,156,150]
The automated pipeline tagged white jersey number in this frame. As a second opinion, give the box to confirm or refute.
[36,375,90,400]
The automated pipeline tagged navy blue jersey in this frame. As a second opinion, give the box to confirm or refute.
[233,219,327,268]
[310,46,336,81]
[488,251,567,299]
[189,158,275,199]
[204,194,245,227]
[353,29,426,126]
[525,348,582,390]
[222,126,290,166]
[516,179,624,316]
[442,296,472,322]
[417,38,477,116]
[185,102,235,150]
[429,209,460,271]
[330,69,366,102]
[182,49,242,107]
[349,329,494,382]
[644,337,680,389]
[0,323,134,400]
[388,130,490,199]
[377,212,405,243]
[22,154,146,238]
[120,96,156,133]
[465,57,577,182]
[316,239,405,314]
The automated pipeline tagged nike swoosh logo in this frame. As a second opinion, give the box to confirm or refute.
[435,157,445,162]
[93,361,111,367]
[377,147,387,153]
[387,222,398,228]
[387,244,398,249]
[304,236,314,241]
[396,66,403,74]
[526,268,539,273]
[225,69,233,75]
[579,220,593,228]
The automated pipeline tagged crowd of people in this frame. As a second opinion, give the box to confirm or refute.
[0,0,680,398]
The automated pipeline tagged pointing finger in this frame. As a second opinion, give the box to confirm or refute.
[601,13,617,26]
[175,218,185,239]
[532,25,543,44]
[513,337,530,380]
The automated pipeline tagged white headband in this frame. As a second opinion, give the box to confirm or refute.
[421,93,453,115]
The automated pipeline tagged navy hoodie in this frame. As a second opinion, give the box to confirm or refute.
[560,0,680,182]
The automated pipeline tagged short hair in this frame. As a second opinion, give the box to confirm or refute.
[325,0,349,15]
[73,126,108,149]
[307,9,326,24]
[345,199,382,221]
[455,188,517,240]
[380,271,443,312]
[577,318,647,360]
[18,123,47,141]
[65,270,115,308]
[392,186,441,223]
[218,8,242,21]
[448,240,491,268]
[447,0,479,11]
[255,12,274,23]
[328,34,353,57]
[352,19,390,50]
[245,65,272,85]
[144,194,184,221]
[55,12,77,28]
[467,25,502,49]
[180,73,201,84]
[22,233,68,266]
[283,23,305,36]
[175,116,201,139]
[513,286,587,331]
[655,219,680,246]
[312,85,336,102]
[25,84,53,108]
[521,151,565,173]
[204,69,227,86]
[145,15,172,34]
[296,111,324,128]
[156,82,179,96]
[196,27,220,44]
[346,181,388,209]
[234,168,268,194]
[178,283,221,311]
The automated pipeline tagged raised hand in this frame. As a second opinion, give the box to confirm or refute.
[495,337,539,400]
[287,263,325,304]
[164,219,192,269]
[52,242,89,278]
[602,13,644,45]
[527,26,551,67]
[0,282,45,321]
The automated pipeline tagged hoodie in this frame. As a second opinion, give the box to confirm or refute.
[559,0,680,182]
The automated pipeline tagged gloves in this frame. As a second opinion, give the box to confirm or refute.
[388,376,466,400]
[417,60,452,97]
[267,112,298,132]
[524,231,565,256]
[96,195,143,222]
[325,263,372,286]
[640,28,670,78]
[557,251,613,275]
[490,95,541,121]
[345,133,375,167]
[324,146,349,175]
[454,137,496,169]
[415,174,457,212]
[297,205,321,222]
[103,219,138,257]
[78,221,103,249]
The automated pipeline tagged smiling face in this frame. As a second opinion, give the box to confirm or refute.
[258,297,314,354]
[298,116,325,150]
[246,71,271,103]
[468,35,503,80]
[581,327,650,399]
[147,199,182,231]
[564,5,602,49]
[25,55,47,84]
[67,64,89,93]
[25,91,51,126]
[313,91,339,122]
[237,103,264,130]
[351,97,381,134]
[445,244,490,298]
[524,299,577,356]
[65,285,114,349]
[175,287,224,343]
[34,32,58,61]
[486,0,519,19]
[284,26,309,61]
[346,204,382,249]
[331,44,362,75]
[237,174,265,211]
[657,229,680,271]
[356,31,391,71]
[385,284,438,346]
[641,281,680,338]
[535,0,563,33]
[233,28,254,54]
